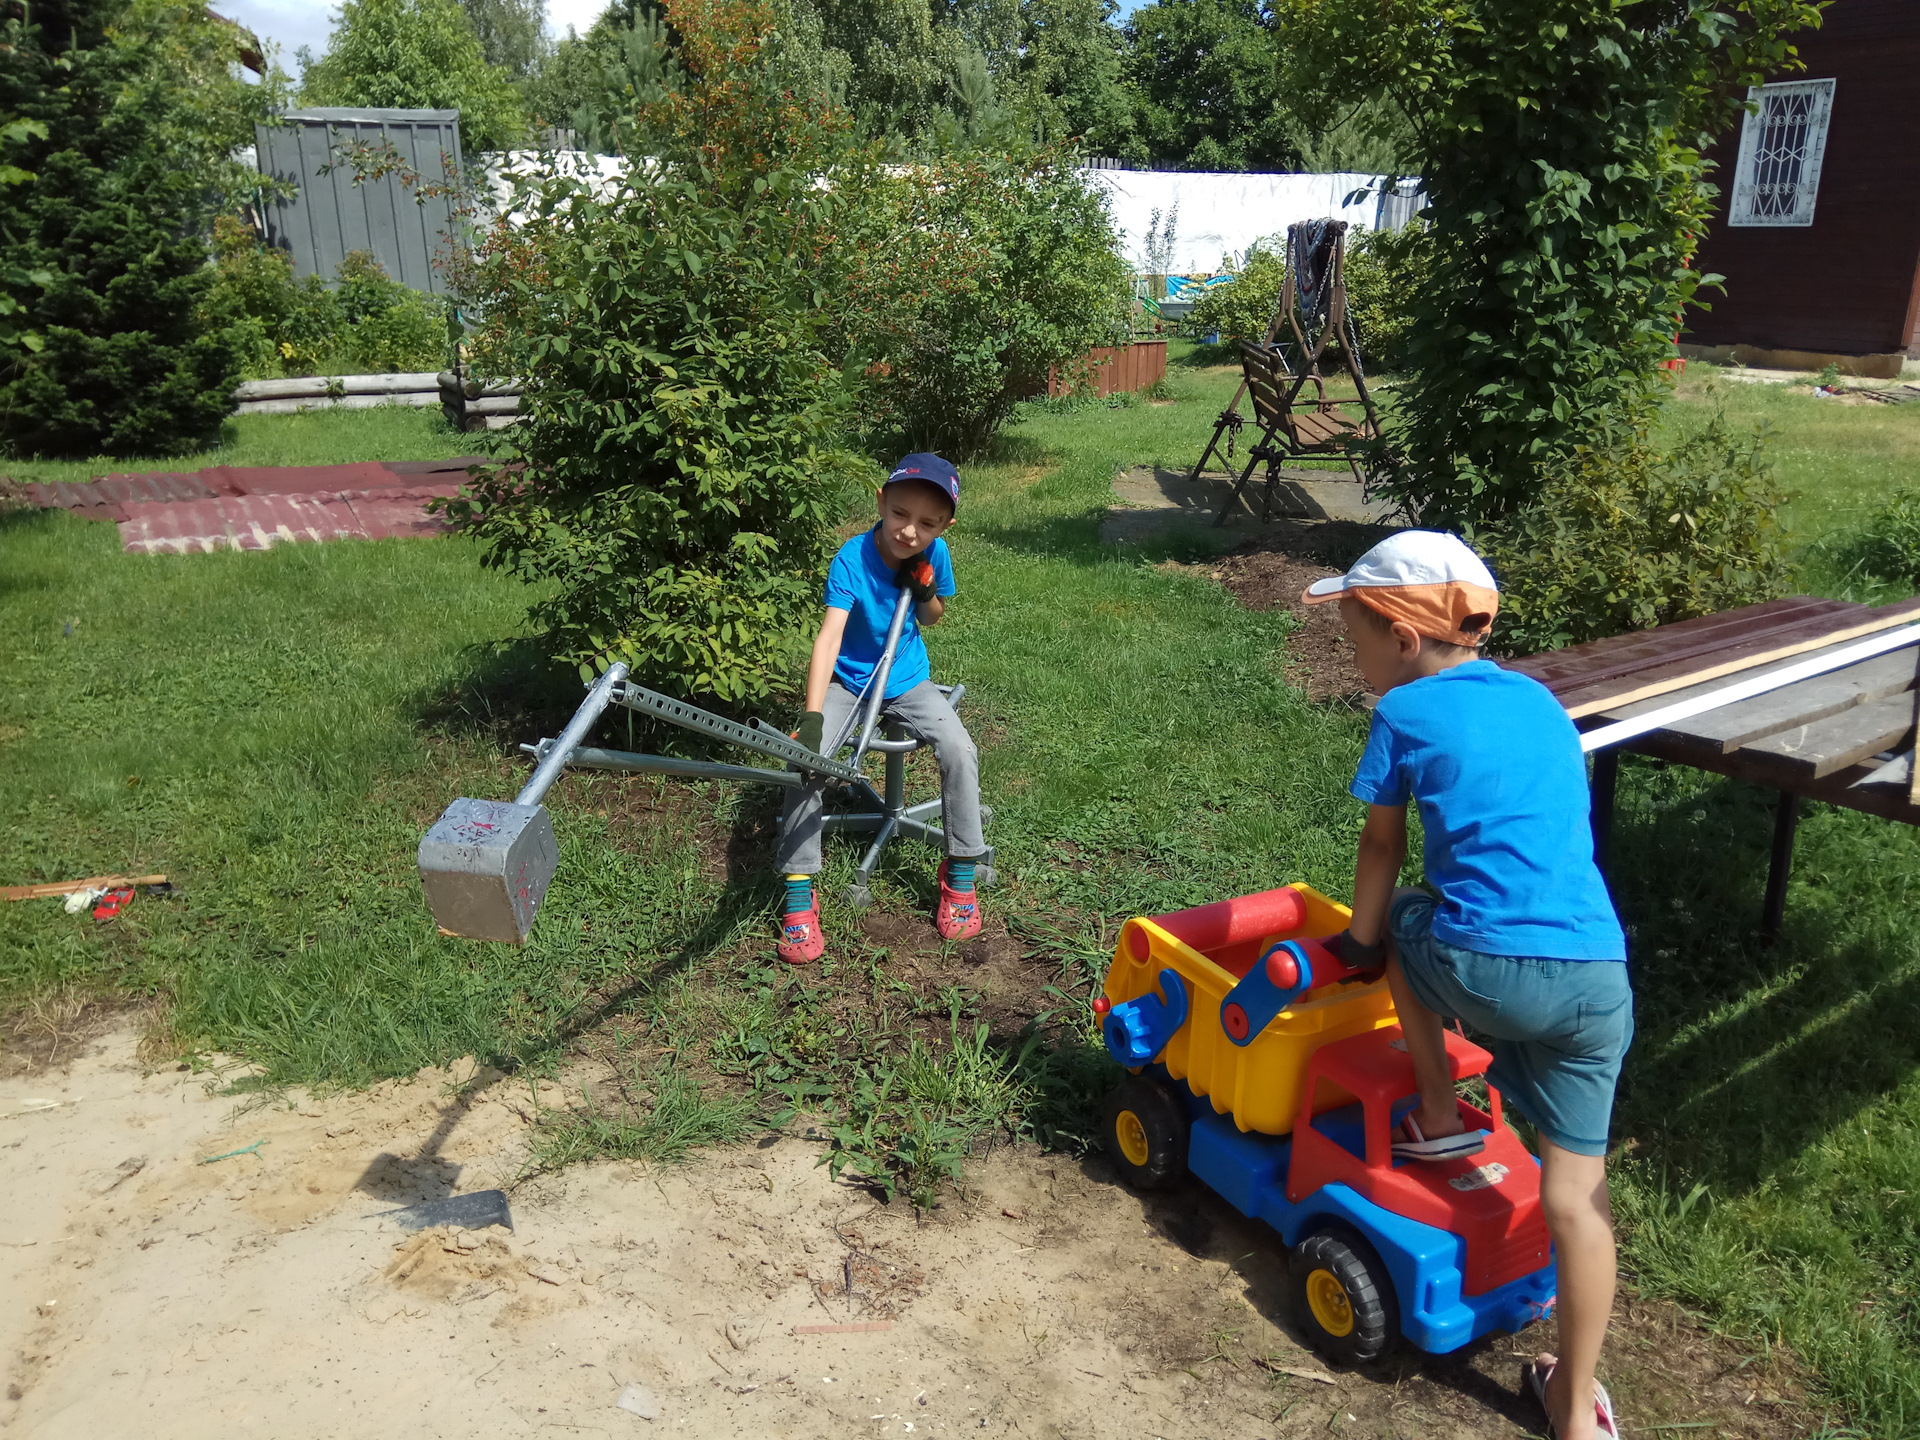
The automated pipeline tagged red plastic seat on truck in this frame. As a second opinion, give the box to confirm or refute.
[1287,1026,1552,1296]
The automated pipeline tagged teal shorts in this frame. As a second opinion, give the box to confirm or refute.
[1390,891,1633,1158]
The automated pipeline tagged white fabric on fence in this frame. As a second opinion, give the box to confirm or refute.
[1084,169,1387,273]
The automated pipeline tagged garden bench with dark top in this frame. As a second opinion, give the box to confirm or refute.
[1503,594,1920,938]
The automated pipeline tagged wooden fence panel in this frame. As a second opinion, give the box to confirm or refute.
[1046,340,1168,398]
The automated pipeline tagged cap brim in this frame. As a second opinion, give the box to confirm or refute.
[1300,575,1350,605]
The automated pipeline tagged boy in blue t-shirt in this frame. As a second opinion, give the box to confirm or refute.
[774,454,986,964]
[1302,531,1630,1440]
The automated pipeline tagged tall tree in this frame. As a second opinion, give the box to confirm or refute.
[1120,0,1297,170]
[1278,0,1825,526]
[300,0,527,152]
[460,0,549,77]
[1,0,263,457]
[1014,0,1129,149]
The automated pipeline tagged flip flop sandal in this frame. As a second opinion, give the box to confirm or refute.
[1525,1360,1621,1439]
[1390,1112,1486,1162]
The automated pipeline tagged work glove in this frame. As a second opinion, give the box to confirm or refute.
[894,553,938,606]
[1322,929,1386,973]
[792,710,825,755]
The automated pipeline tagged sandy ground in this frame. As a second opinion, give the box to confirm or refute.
[2,1026,1812,1439]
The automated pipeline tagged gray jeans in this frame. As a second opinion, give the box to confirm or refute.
[775,679,986,874]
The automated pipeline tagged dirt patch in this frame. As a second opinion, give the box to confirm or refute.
[854,906,1051,1039]
[1178,520,1399,702]
[0,1025,1827,1438]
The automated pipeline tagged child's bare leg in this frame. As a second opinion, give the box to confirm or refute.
[1381,887,1465,1139]
[1534,1141,1616,1440]
[1383,952,1467,1139]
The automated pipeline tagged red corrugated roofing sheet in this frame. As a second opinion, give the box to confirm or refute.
[115,483,463,553]
[23,457,491,522]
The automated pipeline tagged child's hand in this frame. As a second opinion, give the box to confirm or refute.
[894,554,937,605]
[792,710,825,754]
[1323,929,1386,973]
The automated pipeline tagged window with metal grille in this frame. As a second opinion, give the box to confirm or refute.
[1728,79,1836,228]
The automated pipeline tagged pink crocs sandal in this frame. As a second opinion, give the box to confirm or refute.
[777,903,825,965]
[935,860,982,941]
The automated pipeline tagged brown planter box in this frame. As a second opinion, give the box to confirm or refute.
[1046,340,1168,399]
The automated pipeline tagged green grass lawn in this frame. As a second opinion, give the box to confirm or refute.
[4,365,1920,1431]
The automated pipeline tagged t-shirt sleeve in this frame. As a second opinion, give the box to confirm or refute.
[823,546,858,611]
[1349,711,1408,806]
[931,538,956,598]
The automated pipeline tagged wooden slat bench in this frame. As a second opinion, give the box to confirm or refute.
[1504,595,1920,936]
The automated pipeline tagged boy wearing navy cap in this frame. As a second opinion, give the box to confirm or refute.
[774,454,987,964]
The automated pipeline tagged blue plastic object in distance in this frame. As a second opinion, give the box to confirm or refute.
[1102,968,1189,1066]
[1219,940,1312,1047]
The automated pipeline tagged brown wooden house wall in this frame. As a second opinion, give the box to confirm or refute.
[1686,0,1920,358]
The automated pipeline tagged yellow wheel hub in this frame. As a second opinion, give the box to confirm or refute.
[1114,1108,1152,1168]
[1306,1268,1355,1337]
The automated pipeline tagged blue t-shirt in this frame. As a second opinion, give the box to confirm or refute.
[1350,661,1625,961]
[824,528,956,700]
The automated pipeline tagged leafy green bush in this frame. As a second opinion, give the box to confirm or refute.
[1,0,262,458]
[200,220,449,378]
[1341,220,1429,373]
[1480,414,1795,656]
[444,0,866,701]
[1814,488,1920,597]
[1180,223,1427,372]
[1182,242,1283,342]
[845,148,1132,456]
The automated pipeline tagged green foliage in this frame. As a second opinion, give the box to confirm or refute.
[1480,414,1795,655]
[543,6,681,153]
[847,148,1132,455]
[458,0,547,78]
[0,0,270,458]
[1119,0,1295,170]
[1182,242,1284,340]
[535,1059,757,1167]
[1278,0,1827,530]
[1340,220,1430,373]
[300,0,527,152]
[1814,486,1920,597]
[1179,224,1427,372]
[199,219,450,378]
[446,0,866,701]
[822,1021,1029,1207]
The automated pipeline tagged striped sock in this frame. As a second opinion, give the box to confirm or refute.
[784,874,813,913]
[946,859,976,893]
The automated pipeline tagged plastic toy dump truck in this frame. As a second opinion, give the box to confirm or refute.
[1093,883,1557,1363]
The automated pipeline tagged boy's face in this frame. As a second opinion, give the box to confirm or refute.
[875,481,955,562]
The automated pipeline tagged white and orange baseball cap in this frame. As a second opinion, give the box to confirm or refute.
[1300,531,1500,647]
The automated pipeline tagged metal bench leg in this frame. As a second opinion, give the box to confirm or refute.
[1762,790,1799,942]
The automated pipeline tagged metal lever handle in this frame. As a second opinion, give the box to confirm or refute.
[515,662,629,806]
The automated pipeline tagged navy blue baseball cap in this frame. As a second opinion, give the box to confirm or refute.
[885,453,960,512]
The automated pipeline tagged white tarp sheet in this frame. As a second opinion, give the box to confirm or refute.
[1085,168,1387,273]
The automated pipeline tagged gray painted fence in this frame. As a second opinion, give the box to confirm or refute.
[254,109,463,295]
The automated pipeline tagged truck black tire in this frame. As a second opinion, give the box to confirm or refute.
[1100,1073,1189,1190]
[1290,1229,1397,1363]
